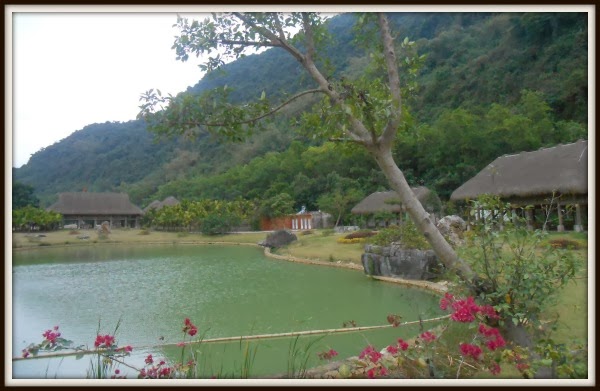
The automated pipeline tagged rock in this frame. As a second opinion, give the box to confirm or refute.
[436,215,467,247]
[97,221,111,234]
[362,247,444,280]
[259,230,297,248]
[77,235,90,240]
[64,224,78,230]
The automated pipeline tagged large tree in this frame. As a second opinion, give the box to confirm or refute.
[139,13,478,281]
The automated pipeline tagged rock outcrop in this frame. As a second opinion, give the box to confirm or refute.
[258,230,298,248]
[361,244,444,280]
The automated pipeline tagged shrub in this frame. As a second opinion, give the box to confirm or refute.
[344,230,376,240]
[138,229,150,236]
[337,237,366,244]
[547,238,580,249]
[368,221,430,249]
[201,213,240,236]
[69,230,80,235]
[300,230,314,236]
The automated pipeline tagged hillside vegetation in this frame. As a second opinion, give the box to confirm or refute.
[14,12,588,214]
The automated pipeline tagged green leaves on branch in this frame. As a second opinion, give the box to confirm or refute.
[138,86,272,143]
[460,195,578,328]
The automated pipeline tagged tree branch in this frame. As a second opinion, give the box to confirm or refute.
[377,13,402,147]
[232,12,305,63]
[178,88,325,128]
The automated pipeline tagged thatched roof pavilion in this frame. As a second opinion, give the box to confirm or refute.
[143,196,180,212]
[352,187,436,215]
[47,192,143,229]
[450,140,588,232]
[450,140,588,205]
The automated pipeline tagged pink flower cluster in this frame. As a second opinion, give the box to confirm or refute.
[396,338,409,351]
[420,331,436,343]
[182,318,198,337]
[367,366,388,378]
[138,354,194,379]
[359,345,383,364]
[440,293,500,323]
[459,343,484,361]
[94,334,116,349]
[478,324,506,351]
[42,326,61,344]
[317,349,338,361]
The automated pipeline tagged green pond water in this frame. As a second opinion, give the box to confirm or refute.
[11,244,444,379]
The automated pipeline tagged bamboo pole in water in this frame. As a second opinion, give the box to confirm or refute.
[12,315,450,361]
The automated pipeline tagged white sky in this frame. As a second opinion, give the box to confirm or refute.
[10,11,210,168]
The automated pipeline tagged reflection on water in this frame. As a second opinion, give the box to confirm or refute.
[12,244,443,379]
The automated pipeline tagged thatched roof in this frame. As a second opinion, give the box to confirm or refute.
[351,187,433,215]
[450,140,588,202]
[48,192,143,215]
[143,200,162,213]
[143,196,180,212]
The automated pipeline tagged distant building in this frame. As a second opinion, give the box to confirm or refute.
[143,196,180,213]
[450,140,588,231]
[351,187,440,228]
[47,192,143,229]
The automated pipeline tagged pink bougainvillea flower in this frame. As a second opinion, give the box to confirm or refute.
[479,304,500,320]
[182,318,199,337]
[379,366,388,377]
[177,342,186,347]
[490,362,502,375]
[359,345,382,363]
[145,354,154,365]
[485,336,506,351]
[439,292,455,310]
[397,338,409,351]
[114,369,120,375]
[450,297,481,323]
[459,343,484,361]
[42,328,61,344]
[367,367,377,379]
[22,349,30,358]
[386,345,399,355]
[420,331,436,343]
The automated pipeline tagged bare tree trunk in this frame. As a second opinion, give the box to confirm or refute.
[372,147,478,285]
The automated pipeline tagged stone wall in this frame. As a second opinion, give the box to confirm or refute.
[361,244,444,280]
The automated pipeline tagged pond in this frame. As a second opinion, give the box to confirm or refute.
[11,244,444,379]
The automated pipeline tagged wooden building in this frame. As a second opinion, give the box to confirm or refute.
[47,192,143,229]
[450,140,588,231]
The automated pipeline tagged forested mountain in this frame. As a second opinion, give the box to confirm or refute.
[14,12,588,214]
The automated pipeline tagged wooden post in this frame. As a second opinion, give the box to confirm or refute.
[574,204,583,232]
[556,201,564,232]
[525,208,534,231]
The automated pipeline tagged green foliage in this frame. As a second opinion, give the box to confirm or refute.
[259,193,295,219]
[12,206,62,231]
[12,181,39,209]
[368,220,430,249]
[201,212,241,235]
[461,195,578,328]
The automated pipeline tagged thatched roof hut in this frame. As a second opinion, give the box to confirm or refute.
[143,196,180,212]
[48,192,143,215]
[450,140,588,205]
[352,187,438,215]
[47,192,143,229]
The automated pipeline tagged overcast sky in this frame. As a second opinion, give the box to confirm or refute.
[7,5,591,169]
[10,11,211,168]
